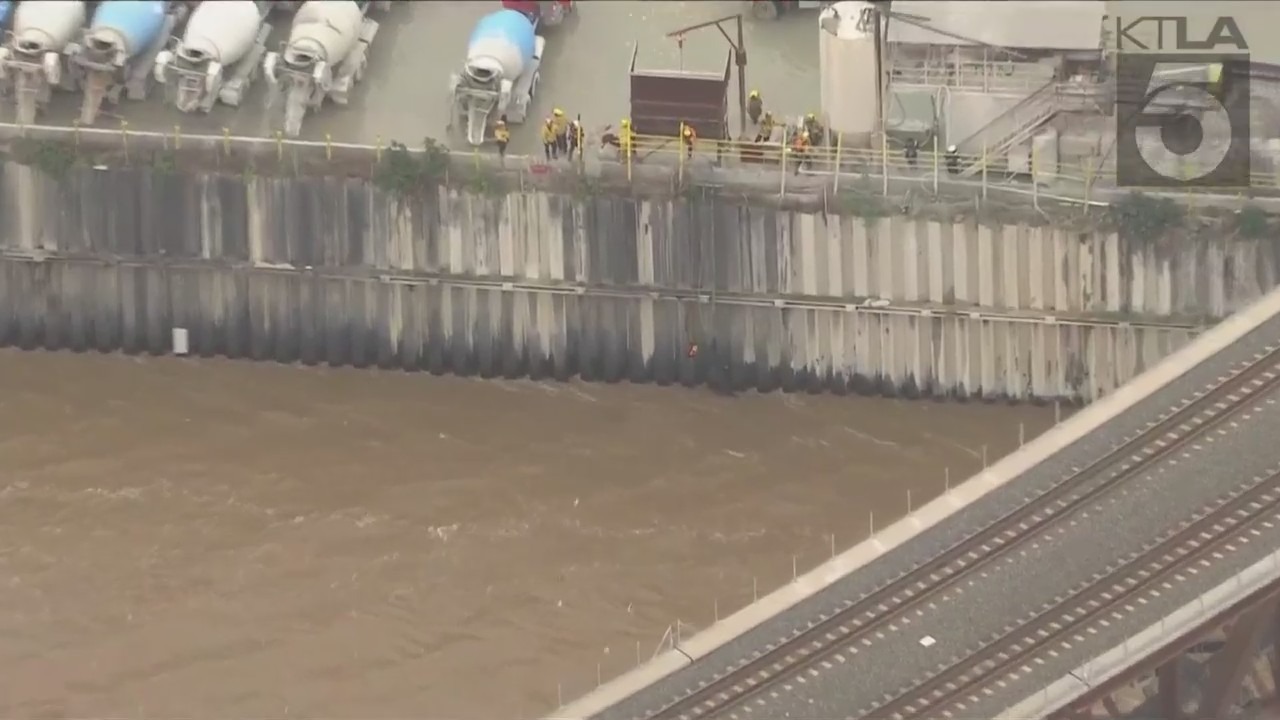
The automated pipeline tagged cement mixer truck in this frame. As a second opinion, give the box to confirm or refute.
[0,1,87,124]
[448,9,545,147]
[262,0,389,138]
[66,0,188,125]
[154,0,272,113]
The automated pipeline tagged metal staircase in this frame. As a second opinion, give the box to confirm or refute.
[952,79,1061,177]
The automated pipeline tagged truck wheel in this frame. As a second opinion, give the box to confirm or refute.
[751,0,779,20]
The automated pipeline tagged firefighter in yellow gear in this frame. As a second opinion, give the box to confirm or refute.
[567,117,585,161]
[681,122,697,159]
[747,89,763,124]
[754,111,775,142]
[552,108,569,155]
[619,118,636,158]
[493,117,511,159]
[803,112,825,146]
[541,117,558,161]
[791,129,811,174]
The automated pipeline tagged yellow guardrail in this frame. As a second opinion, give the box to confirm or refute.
[0,122,1273,205]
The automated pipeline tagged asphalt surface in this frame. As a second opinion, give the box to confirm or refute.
[587,309,1280,720]
[962,514,1280,720]
[22,1,819,156]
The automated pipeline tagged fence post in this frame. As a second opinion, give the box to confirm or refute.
[173,124,181,151]
[222,127,231,156]
[880,130,888,195]
[325,133,333,162]
[120,120,129,163]
[833,131,843,194]
[1031,144,1040,211]
[375,135,383,164]
[627,135,633,183]
[677,123,685,187]
[779,139,787,198]
[275,130,284,163]
[931,133,939,195]
[981,141,989,200]
[72,120,80,150]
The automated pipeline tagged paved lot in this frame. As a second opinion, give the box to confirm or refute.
[19,1,820,156]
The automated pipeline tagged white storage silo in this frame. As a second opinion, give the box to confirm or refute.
[819,1,878,148]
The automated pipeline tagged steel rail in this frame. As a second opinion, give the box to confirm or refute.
[860,466,1280,720]
[634,344,1280,720]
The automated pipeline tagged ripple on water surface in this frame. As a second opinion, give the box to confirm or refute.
[0,351,1055,718]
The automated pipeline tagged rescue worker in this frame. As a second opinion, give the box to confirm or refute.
[493,116,511,161]
[804,113,826,148]
[903,137,918,169]
[791,129,811,174]
[681,122,697,159]
[619,118,636,158]
[567,116,585,161]
[754,111,775,143]
[541,117,558,161]
[552,108,570,156]
[945,144,960,175]
[747,90,763,124]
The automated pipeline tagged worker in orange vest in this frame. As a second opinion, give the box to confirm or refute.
[681,122,697,159]
[493,117,511,161]
[791,129,811,174]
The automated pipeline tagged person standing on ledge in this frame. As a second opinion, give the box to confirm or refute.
[541,117,558,161]
[747,90,763,124]
[682,122,697,159]
[493,117,511,162]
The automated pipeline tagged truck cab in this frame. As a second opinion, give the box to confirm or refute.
[750,0,825,20]
[501,0,572,27]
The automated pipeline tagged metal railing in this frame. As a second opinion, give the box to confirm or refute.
[2,122,1276,211]
[889,60,1056,93]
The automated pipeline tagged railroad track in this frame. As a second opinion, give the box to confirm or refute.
[632,344,1280,720]
[859,465,1280,720]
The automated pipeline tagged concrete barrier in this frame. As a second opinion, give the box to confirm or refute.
[0,257,1197,401]
[0,163,1273,322]
[547,284,1280,720]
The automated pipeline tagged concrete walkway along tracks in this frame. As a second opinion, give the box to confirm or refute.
[857,465,1280,720]
[625,343,1280,720]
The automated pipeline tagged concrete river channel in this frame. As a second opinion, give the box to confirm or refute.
[0,1,1070,716]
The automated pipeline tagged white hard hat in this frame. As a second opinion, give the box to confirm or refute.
[947,145,957,152]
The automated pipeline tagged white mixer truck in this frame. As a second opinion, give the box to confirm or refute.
[449,9,545,147]
[66,0,188,125]
[262,0,389,138]
[0,1,87,123]
[154,0,272,113]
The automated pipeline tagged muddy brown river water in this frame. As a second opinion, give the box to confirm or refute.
[0,350,1057,719]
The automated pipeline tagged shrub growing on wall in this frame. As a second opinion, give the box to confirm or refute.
[1109,192,1186,242]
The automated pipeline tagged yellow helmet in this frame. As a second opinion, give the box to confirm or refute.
[806,112,816,121]
[801,131,810,140]
[621,118,630,127]
[683,125,693,137]
[749,89,760,99]
[496,119,506,126]
[554,108,564,116]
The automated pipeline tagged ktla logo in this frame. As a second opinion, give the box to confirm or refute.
[1115,54,1251,188]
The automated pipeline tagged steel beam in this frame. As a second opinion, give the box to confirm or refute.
[1158,661,1182,720]
[1049,581,1280,718]
[1196,596,1280,720]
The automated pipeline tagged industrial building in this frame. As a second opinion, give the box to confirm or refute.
[819,0,1280,184]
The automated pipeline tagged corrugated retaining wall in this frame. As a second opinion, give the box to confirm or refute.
[0,162,1233,401]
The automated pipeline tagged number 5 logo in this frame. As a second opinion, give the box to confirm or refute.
[1117,54,1249,188]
